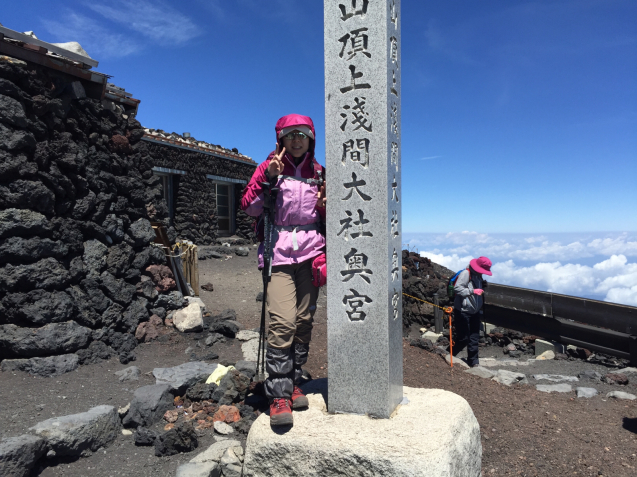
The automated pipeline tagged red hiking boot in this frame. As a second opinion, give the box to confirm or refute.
[269,398,293,426]
[291,386,309,409]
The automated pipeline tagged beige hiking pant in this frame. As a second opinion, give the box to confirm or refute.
[266,259,318,349]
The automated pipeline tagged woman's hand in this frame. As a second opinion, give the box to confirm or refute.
[317,182,326,208]
[267,143,285,178]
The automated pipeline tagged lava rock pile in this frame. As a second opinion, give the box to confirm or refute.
[0,56,174,370]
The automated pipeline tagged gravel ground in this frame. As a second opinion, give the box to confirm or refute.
[1,249,636,476]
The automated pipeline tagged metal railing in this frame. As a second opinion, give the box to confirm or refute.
[482,283,637,364]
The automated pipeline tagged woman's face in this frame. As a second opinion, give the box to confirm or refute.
[282,130,310,158]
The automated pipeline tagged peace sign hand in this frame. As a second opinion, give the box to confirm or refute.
[267,143,285,178]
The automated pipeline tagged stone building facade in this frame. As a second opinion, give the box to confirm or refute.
[142,130,257,244]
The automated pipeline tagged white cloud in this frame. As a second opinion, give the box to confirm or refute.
[42,13,140,58]
[88,0,201,45]
[419,249,637,307]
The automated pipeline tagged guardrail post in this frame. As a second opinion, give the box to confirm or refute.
[434,293,442,333]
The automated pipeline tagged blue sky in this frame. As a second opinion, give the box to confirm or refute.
[2,1,636,303]
[3,0,635,234]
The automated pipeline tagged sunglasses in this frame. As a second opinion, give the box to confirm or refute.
[283,132,309,141]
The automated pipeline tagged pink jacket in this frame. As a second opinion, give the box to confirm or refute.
[241,114,326,268]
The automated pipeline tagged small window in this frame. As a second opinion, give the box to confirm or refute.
[213,182,233,234]
[154,172,174,221]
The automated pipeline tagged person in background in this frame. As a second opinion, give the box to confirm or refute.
[241,114,326,426]
[453,256,493,367]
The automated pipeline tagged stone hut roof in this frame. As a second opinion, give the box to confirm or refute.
[143,129,256,165]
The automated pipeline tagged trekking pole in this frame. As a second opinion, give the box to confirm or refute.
[444,307,454,368]
[255,179,279,382]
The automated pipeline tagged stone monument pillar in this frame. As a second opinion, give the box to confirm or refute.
[325,0,403,418]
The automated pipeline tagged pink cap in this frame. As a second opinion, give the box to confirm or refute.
[470,256,492,276]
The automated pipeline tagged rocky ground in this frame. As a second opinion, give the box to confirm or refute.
[1,248,636,476]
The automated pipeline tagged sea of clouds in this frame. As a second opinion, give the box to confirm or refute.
[403,232,637,306]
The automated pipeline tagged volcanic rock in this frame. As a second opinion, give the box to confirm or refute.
[0,434,47,477]
[122,384,174,428]
[29,405,120,456]
[154,420,198,457]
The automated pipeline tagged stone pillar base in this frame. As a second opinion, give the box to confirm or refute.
[243,380,481,477]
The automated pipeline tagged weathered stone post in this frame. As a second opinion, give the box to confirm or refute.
[325,0,403,418]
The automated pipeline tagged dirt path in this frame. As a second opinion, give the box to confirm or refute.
[1,251,636,476]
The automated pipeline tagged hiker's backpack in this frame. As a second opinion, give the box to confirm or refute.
[447,269,467,299]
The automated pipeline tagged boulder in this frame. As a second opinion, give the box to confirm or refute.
[0,208,49,240]
[212,370,251,405]
[174,303,204,333]
[153,361,219,394]
[115,366,140,382]
[576,387,598,398]
[186,382,218,401]
[242,386,481,477]
[213,421,233,435]
[578,370,602,381]
[607,391,637,400]
[444,354,469,369]
[0,434,47,477]
[154,420,198,457]
[0,258,71,293]
[208,320,240,338]
[0,321,91,359]
[533,374,579,383]
[236,330,259,341]
[190,439,242,464]
[491,369,528,386]
[536,384,572,393]
[29,405,120,456]
[1,354,79,376]
[155,290,185,310]
[145,264,176,293]
[241,339,259,362]
[122,384,173,428]
[133,427,157,447]
[464,366,494,379]
[610,367,637,375]
[535,350,555,360]
[83,239,108,278]
[176,462,221,477]
[234,360,257,380]
[128,219,155,247]
[603,373,629,385]
[212,405,241,424]
[1,289,74,325]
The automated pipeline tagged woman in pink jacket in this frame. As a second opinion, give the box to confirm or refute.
[241,114,326,426]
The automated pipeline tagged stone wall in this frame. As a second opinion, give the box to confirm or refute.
[144,142,257,244]
[0,57,173,368]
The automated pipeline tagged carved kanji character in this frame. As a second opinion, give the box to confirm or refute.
[391,210,399,238]
[391,142,398,171]
[340,65,371,94]
[339,0,369,21]
[339,28,370,60]
[391,175,399,202]
[391,248,399,281]
[342,172,372,201]
[340,97,372,132]
[342,138,370,167]
[343,288,372,321]
[392,288,400,320]
[341,247,373,283]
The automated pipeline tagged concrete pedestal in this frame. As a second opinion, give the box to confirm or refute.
[242,380,482,477]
